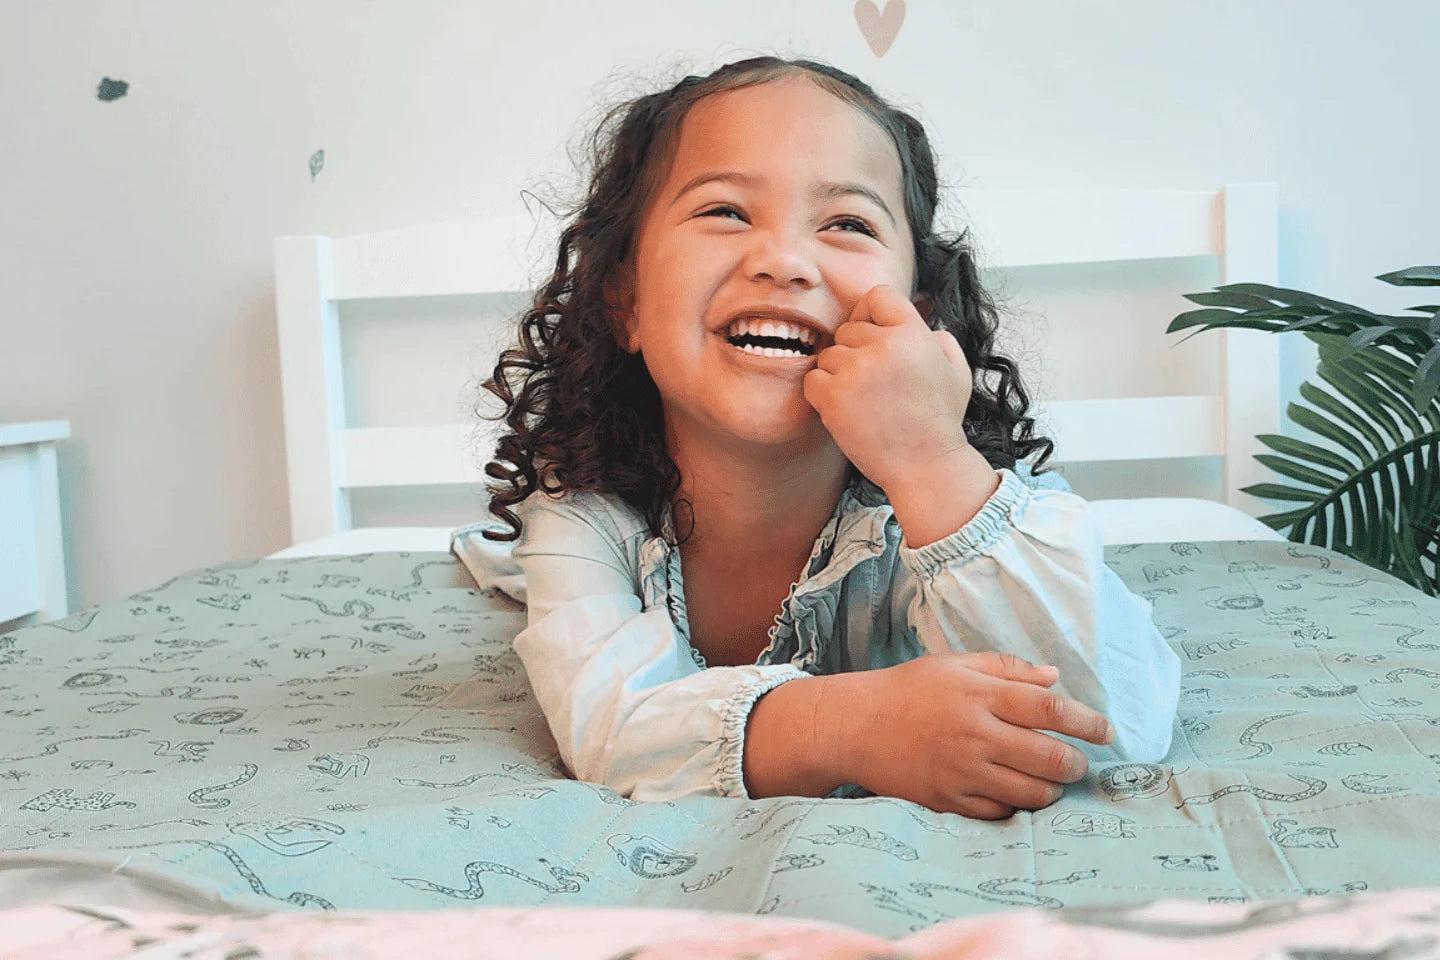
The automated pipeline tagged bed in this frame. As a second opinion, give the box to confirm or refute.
[7,183,1440,959]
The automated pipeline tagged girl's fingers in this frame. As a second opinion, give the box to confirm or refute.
[995,682,1115,745]
[813,341,856,374]
[989,724,1090,784]
[976,762,1066,811]
[949,795,1016,821]
[844,288,878,326]
[854,284,912,327]
[831,318,882,348]
[955,652,1059,687]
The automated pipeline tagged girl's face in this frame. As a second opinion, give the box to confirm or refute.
[613,76,918,457]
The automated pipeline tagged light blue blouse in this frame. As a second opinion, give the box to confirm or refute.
[451,462,1181,803]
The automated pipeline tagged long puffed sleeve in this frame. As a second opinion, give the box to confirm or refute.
[506,493,808,801]
[888,468,1181,763]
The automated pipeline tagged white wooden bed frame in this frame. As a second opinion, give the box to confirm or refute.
[273,184,1281,549]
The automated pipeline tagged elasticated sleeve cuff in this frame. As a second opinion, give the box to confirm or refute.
[713,665,811,798]
[900,468,1035,579]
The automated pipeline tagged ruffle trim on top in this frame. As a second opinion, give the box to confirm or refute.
[640,473,894,674]
[637,534,706,670]
[758,487,895,673]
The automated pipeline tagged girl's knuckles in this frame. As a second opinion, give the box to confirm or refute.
[1044,739,1078,780]
[1039,691,1067,726]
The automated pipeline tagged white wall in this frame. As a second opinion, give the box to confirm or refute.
[1,1,1435,611]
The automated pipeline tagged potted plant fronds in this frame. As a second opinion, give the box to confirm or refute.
[1168,266,1440,596]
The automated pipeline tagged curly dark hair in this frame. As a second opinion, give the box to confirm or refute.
[477,55,1056,544]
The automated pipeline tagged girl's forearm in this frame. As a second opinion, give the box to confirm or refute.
[742,671,874,798]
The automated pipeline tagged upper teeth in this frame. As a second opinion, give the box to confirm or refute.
[725,317,818,346]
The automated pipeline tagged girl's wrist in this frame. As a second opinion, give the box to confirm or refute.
[814,669,883,788]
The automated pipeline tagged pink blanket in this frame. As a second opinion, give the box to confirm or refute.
[8,887,1440,959]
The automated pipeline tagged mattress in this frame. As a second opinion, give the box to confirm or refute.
[3,536,1436,939]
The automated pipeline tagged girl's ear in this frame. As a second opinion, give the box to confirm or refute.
[604,267,640,353]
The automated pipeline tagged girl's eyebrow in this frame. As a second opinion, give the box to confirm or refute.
[670,170,896,228]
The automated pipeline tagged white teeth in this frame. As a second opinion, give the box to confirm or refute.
[732,342,805,358]
[724,316,818,346]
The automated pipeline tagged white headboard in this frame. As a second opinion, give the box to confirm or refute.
[274,184,1279,546]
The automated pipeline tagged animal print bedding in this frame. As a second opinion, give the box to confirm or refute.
[1,540,1438,937]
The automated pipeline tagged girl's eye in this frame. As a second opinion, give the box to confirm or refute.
[828,216,877,237]
[699,207,877,238]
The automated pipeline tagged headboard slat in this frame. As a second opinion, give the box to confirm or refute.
[330,217,561,301]
[336,395,1224,489]
[957,188,1219,267]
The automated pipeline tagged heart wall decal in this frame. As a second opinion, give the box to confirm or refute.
[854,0,906,58]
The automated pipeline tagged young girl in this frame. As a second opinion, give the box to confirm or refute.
[455,56,1181,820]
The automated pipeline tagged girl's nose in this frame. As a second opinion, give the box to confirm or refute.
[743,227,820,288]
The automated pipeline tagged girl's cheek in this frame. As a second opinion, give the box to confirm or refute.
[829,269,891,308]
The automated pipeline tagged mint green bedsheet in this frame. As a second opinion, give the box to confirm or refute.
[2,541,1438,936]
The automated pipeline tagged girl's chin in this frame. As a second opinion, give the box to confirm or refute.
[723,405,828,444]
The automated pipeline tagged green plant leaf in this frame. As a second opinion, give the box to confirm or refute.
[1314,361,1409,451]
[1416,344,1440,408]
[1241,482,1323,503]
[1348,325,1403,345]
[1183,290,1285,310]
[1171,271,1440,592]
[1256,433,1358,474]
[1296,385,1386,459]
[1253,506,1310,529]
[1217,283,1375,315]
[1377,266,1440,287]
[1167,318,1287,349]
[1358,474,1387,561]
[1253,453,1342,489]
[1344,347,1440,431]
[1167,308,1248,333]
[1389,498,1437,595]
[1276,314,1343,334]
[1334,325,1408,362]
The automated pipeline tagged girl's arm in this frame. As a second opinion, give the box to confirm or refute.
[508,491,815,801]
[885,466,1182,763]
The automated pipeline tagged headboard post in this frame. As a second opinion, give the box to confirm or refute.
[274,235,352,542]
[1218,183,1282,513]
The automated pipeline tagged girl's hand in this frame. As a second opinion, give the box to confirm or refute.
[802,285,973,493]
[826,652,1116,820]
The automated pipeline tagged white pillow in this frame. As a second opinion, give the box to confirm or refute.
[1088,497,1285,546]
[266,527,454,559]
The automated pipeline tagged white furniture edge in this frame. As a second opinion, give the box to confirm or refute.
[0,421,70,447]
[0,420,71,627]
[275,184,1280,545]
